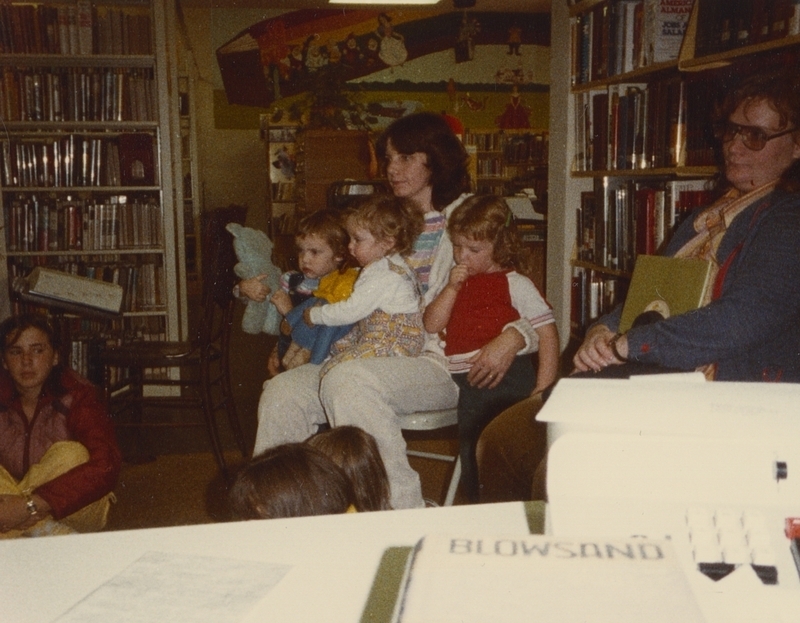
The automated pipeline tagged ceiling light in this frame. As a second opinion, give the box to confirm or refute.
[329,0,440,5]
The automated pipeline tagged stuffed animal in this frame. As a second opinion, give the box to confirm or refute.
[226,223,282,335]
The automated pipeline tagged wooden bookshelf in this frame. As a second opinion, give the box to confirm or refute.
[0,0,185,380]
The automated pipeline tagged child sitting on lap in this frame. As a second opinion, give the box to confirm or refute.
[423,195,559,503]
[303,195,425,376]
[238,210,358,373]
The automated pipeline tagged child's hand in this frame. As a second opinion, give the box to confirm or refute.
[270,290,293,316]
[448,264,469,290]
[267,345,282,378]
[303,307,315,327]
[239,275,271,302]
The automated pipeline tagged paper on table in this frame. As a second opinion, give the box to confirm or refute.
[53,551,291,623]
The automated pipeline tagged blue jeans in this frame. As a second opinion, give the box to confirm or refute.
[453,355,536,503]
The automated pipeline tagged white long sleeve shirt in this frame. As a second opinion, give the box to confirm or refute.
[309,253,420,326]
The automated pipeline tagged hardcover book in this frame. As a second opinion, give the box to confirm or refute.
[619,254,712,333]
[24,266,123,313]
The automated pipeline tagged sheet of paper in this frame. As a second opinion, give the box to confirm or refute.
[53,551,291,623]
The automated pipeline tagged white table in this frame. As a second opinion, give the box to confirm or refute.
[0,502,531,623]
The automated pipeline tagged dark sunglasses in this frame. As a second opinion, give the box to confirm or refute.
[713,121,797,151]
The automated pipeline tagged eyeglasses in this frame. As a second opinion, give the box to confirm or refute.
[713,121,797,151]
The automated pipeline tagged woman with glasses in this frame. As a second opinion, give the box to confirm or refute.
[573,67,800,381]
[475,68,800,505]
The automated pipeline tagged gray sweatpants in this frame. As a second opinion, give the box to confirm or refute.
[252,356,458,510]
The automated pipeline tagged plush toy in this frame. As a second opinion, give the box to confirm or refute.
[226,223,282,335]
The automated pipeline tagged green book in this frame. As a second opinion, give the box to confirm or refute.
[619,254,713,333]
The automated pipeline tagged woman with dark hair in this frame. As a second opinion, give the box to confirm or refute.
[253,112,542,509]
[0,313,121,536]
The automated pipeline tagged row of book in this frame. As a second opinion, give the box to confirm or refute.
[271,181,295,202]
[0,66,156,123]
[4,193,162,253]
[9,257,166,313]
[694,0,800,57]
[573,75,717,172]
[571,0,694,85]
[570,267,627,335]
[463,130,549,165]
[576,178,713,273]
[1,133,156,188]
[0,2,153,56]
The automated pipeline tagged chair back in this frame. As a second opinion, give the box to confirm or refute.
[198,205,247,345]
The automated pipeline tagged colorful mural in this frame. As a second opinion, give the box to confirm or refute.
[216,10,550,109]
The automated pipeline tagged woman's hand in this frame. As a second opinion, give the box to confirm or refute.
[239,275,271,302]
[572,324,622,373]
[466,328,525,389]
[0,494,46,532]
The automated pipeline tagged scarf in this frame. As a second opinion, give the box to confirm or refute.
[671,180,777,378]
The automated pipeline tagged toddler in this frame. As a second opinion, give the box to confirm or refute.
[424,195,559,503]
[307,425,392,511]
[303,195,425,376]
[238,210,359,372]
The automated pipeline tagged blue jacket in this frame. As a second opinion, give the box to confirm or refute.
[601,189,800,382]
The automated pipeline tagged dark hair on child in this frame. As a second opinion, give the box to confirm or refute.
[375,111,472,211]
[229,443,356,520]
[447,195,534,277]
[344,195,423,257]
[295,209,349,261]
[0,312,65,395]
[307,426,392,512]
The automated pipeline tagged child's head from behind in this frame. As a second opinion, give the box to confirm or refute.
[307,426,392,512]
[229,443,355,520]
[448,195,524,276]
[344,195,423,266]
[295,209,349,279]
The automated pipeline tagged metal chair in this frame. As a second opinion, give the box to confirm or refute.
[100,205,248,481]
[401,407,462,506]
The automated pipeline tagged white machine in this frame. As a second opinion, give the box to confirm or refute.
[538,374,800,622]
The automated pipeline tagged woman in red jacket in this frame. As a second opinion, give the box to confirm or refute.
[0,313,121,537]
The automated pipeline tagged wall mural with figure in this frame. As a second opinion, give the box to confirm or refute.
[215,9,550,130]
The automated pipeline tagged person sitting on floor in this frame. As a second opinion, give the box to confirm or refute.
[307,425,392,511]
[0,313,121,537]
[229,443,356,520]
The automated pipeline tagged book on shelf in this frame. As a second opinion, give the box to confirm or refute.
[22,266,124,314]
[381,533,705,623]
[619,254,713,333]
[118,133,155,186]
[643,0,693,65]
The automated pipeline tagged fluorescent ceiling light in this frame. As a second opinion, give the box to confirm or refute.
[329,0,440,5]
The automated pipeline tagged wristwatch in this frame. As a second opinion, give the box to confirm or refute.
[23,494,39,517]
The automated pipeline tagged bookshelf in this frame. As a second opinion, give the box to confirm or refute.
[463,128,549,289]
[549,0,800,342]
[263,126,374,269]
[463,128,549,202]
[0,0,186,380]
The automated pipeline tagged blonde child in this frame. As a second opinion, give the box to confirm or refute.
[238,210,359,373]
[307,425,392,511]
[423,195,559,502]
[303,195,425,376]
